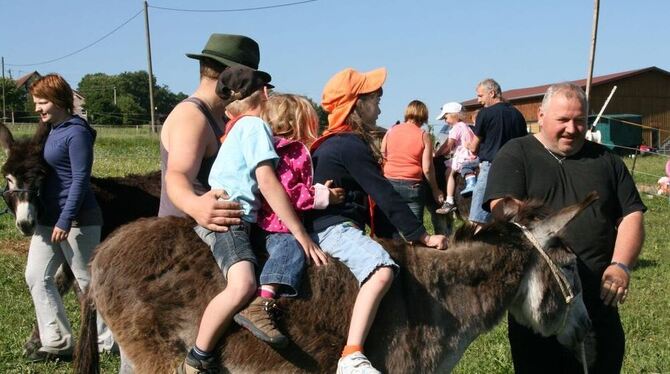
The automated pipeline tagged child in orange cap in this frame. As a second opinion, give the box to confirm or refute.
[306,68,448,374]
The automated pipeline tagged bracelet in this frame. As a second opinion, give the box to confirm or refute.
[610,261,630,275]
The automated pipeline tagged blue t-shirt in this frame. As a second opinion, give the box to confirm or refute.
[208,116,278,222]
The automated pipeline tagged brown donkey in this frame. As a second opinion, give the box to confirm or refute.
[76,194,596,373]
[0,121,160,356]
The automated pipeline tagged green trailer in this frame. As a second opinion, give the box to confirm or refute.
[589,114,643,155]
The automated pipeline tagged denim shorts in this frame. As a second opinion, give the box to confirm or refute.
[259,232,306,297]
[315,222,398,285]
[195,223,257,278]
[469,161,492,224]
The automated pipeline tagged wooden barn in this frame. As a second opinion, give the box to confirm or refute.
[461,66,670,151]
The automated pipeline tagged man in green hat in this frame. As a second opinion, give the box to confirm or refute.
[159,34,265,225]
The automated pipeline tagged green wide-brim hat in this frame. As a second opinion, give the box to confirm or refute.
[186,34,261,70]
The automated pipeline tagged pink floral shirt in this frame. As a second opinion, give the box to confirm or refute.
[449,121,479,171]
[257,137,329,233]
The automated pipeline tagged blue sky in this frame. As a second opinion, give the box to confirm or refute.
[1,0,668,127]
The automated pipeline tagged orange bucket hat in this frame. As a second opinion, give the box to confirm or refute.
[321,67,387,134]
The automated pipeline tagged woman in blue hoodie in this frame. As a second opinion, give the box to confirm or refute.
[25,74,112,362]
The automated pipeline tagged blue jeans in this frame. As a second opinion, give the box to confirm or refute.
[387,179,426,220]
[469,161,492,224]
[259,232,305,297]
[384,179,427,239]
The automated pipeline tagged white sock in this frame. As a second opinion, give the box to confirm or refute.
[446,196,454,204]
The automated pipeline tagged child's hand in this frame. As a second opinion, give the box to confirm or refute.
[420,233,448,250]
[324,180,345,205]
[297,235,329,267]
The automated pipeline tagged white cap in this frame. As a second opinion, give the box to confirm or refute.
[436,102,463,120]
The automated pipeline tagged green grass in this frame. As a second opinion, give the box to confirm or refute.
[0,127,668,373]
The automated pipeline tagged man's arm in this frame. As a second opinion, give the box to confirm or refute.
[164,104,242,230]
[601,210,644,306]
[467,135,481,155]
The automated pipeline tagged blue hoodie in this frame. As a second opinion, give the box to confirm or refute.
[40,115,102,230]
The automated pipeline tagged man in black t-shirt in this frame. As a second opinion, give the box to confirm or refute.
[468,78,527,226]
[484,83,646,373]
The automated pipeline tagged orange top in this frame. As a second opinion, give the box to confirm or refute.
[382,122,425,181]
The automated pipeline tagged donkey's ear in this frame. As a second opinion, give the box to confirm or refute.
[31,121,50,146]
[0,121,15,155]
[530,192,599,248]
[491,196,522,222]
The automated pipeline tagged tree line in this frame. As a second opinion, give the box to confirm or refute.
[1,71,187,125]
[1,71,332,129]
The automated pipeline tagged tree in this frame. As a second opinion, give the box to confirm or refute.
[116,95,144,125]
[78,70,186,125]
[0,77,32,122]
[78,73,121,125]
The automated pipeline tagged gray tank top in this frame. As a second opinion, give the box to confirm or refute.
[158,97,224,217]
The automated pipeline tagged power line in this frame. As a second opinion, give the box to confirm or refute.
[6,9,143,67]
[149,0,317,13]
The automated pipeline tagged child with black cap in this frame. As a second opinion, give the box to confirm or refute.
[177,66,326,373]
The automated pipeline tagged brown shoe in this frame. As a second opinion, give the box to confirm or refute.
[174,351,220,374]
[234,296,288,348]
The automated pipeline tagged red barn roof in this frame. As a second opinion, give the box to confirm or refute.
[462,66,670,108]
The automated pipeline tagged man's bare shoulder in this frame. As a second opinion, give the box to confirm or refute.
[161,100,213,151]
[163,100,209,131]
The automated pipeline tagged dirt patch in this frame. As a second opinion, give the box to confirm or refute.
[0,238,30,256]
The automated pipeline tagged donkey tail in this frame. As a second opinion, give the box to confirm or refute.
[74,291,100,374]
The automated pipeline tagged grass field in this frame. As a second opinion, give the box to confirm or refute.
[0,126,668,373]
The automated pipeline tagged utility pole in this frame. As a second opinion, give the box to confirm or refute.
[113,86,117,105]
[143,0,156,133]
[585,0,600,108]
[2,57,6,122]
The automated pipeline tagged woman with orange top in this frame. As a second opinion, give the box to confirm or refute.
[380,100,443,227]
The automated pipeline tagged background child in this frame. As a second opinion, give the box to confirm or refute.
[435,103,479,214]
[178,67,324,373]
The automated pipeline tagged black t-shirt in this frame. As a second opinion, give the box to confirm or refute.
[472,102,528,162]
[484,135,646,280]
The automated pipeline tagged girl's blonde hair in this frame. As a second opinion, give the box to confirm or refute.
[261,93,319,146]
[225,90,265,118]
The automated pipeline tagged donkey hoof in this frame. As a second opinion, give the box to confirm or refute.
[22,339,42,357]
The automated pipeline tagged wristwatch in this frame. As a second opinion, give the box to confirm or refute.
[610,261,630,275]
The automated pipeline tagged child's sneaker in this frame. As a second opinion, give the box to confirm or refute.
[337,352,381,374]
[234,296,288,348]
[460,176,477,197]
[174,351,220,374]
[436,201,457,214]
